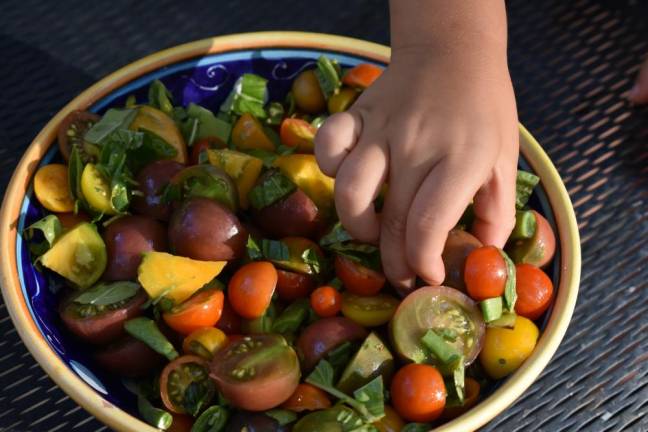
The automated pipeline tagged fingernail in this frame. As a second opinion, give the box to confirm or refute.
[628,83,640,101]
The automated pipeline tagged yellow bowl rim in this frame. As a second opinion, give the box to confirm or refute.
[0,31,580,432]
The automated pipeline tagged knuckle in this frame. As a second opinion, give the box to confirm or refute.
[381,214,407,238]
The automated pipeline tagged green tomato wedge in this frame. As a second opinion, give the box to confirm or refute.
[292,405,365,432]
[337,332,394,394]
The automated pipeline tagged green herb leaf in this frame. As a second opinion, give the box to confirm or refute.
[326,341,356,378]
[311,115,328,129]
[183,381,212,417]
[246,236,291,262]
[85,108,137,145]
[266,102,284,125]
[73,281,139,306]
[302,248,323,274]
[129,129,178,171]
[421,329,462,370]
[68,146,85,202]
[285,92,296,117]
[402,423,432,432]
[479,297,504,323]
[516,170,540,210]
[500,249,517,312]
[328,242,381,272]
[433,328,459,343]
[510,209,537,241]
[191,405,229,432]
[248,169,296,210]
[487,312,517,329]
[242,302,276,334]
[124,317,179,361]
[314,56,342,99]
[265,409,297,426]
[25,215,62,249]
[148,80,174,114]
[220,74,268,118]
[242,149,279,167]
[320,222,353,246]
[272,299,310,334]
[184,103,232,145]
[137,395,173,430]
[451,356,465,405]
[353,376,385,420]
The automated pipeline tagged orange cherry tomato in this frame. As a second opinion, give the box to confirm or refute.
[441,377,481,420]
[276,269,315,301]
[335,255,386,296]
[280,118,316,153]
[514,264,553,320]
[182,327,228,359]
[292,70,326,113]
[232,113,275,152]
[464,246,507,301]
[342,63,383,89]
[159,355,213,414]
[391,363,446,423]
[228,261,277,319]
[310,286,342,317]
[216,298,242,335]
[162,288,224,336]
[190,137,225,165]
[281,383,332,412]
[373,405,406,432]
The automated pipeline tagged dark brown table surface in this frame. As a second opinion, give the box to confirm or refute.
[1,0,647,431]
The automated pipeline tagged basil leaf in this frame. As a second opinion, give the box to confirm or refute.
[85,108,137,145]
[183,381,212,417]
[326,341,355,378]
[243,149,278,168]
[148,79,174,114]
[353,376,385,420]
[242,303,276,334]
[272,299,310,334]
[421,329,462,371]
[25,215,62,249]
[402,423,432,432]
[248,169,296,210]
[264,409,296,426]
[128,129,178,172]
[500,250,517,312]
[516,170,540,209]
[302,248,323,274]
[320,222,353,246]
[191,406,229,432]
[220,74,268,118]
[311,115,328,129]
[510,209,537,241]
[328,242,382,272]
[184,103,232,145]
[246,236,290,262]
[314,56,342,99]
[266,102,284,126]
[73,281,139,306]
[68,146,85,202]
[125,318,179,361]
[307,359,336,388]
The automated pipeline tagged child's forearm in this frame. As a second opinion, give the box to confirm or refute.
[390,0,508,66]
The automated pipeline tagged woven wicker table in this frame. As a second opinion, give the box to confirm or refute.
[1,0,646,431]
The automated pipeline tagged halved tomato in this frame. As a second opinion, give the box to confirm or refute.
[296,316,367,370]
[281,383,331,412]
[57,110,101,162]
[160,355,214,414]
[335,255,385,296]
[163,288,224,336]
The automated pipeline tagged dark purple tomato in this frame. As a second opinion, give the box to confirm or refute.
[132,160,185,221]
[169,197,247,261]
[103,215,168,281]
[442,229,483,292]
[296,316,368,370]
[94,335,163,377]
[252,189,324,239]
[224,411,287,432]
[60,290,147,345]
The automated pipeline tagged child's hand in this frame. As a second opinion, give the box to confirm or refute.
[629,56,648,104]
[315,0,518,291]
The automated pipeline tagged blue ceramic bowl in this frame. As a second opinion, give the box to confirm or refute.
[0,33,580,432]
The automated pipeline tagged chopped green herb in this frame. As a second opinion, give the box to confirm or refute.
[328,242,381,272]
[184,103,232,145]
[326,341,356,378]
[246,236,291,262]
[124,317,179,361]
[264,409,297,426]
[242,148,279,167]
[220,74,268,119]
[500,250,517,312]
[302,248,324,274]
[516,170,540,209]
[352,376,385,419]
[248,169,296,210]
[84,108,137,145]
[311,115,328,129]
[73,281,139,306]
[272,299,310,334]
[319,222,353,246]
[510,210,537,241]
[191,405,229,432]
[314,56,342,99]
[420,329,462,369]
[487,312,517,329]
[137,395,172,430]
[480,297,504,323]
[402,423,432,432]
[147,80,174,114]
[25,215,62,249]
[266,102,284,125]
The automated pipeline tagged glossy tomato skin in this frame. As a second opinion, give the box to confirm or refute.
[508,211,556,268]
[94,335,163,377]
[216,298,242,335]
[169,197,247,261]
[60,290,147,345]
[391,364,446,423]
[310,286,342,317]
[160,355,214,414]
[281,383,331,412]
[103,215,167,281]
[464,246,508,301]
[224,411,287,432]
[210,334,300,411]
[292,70,326,113]
[252,189,324,239]
[335,255,386,296]
[341,293,399,327]
[276,269,315,301]
[442,229,483,292]
[58,110,101,162]
[514,264,554,320]
[163,289,225,336]
[132,160,185,221]
[296,316,367,370]
[228,261,278,319]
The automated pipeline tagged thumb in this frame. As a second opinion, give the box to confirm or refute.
[629,56,648,104]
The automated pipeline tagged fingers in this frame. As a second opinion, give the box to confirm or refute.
[334,139,388,243]
[629,56,648,104]
[406,157,485,285]
[314,111,362,177]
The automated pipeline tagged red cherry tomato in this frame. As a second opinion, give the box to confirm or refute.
[310,286,342,317]
[162,288,224,336]
[281,383,332,412]
[334,255,385,296]
[464,246,508,301]
[514,264,554,320]
[391,364,446,423]
[159,355,213,414]
[216,298,242,335]
[228,261,277,319]
[276,269,315,301]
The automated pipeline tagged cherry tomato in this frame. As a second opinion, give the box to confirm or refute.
[335,255,385,296]
[514,264,553,320]
[57,110,100,162]
[479,316,539,379]
[160,355,214,414]
[132,160,185,221]
[232,113,275,152]
[292,70,326,113]
[342,64,383,89]
[167,415,194,432]
[441,377,481,420]
[373,405,406,432]
[190,137,226,165]
[34,164,74,212]
[391,364,446,423]
[276,269,315,301]
[310,286,342,317]
[56,212,89,231]
[296,316,367,370]
[442,229,483,292]
[464,246,507,301]
[228,261,278,319]
[281,383,332,412]
[507,210,556,268]
[209,334,300,411]
[59,290,147,345]
[163,288,224,336]
[182,327,228,359]
[94,335,163,378]
[216,298,242,335]
[280,118,316,153]
[341,293,399,327]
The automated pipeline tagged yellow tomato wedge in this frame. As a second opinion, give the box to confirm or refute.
[130,105,188,163]
[34,164,74,212]
[80,163,115,215]
[206,149,263,209]
[273,154,335,215]
[231,113,275,151]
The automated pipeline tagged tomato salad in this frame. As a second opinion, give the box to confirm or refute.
[26,56,556,432]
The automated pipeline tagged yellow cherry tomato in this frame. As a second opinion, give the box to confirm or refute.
[273,154,335,216]
[130,105,188,163]
[80,163,116,214]
[327,87,359,114]
[479,315,539,379]
[182,327,228,360]
[34,164,74,212]
[373,405,405,432]
[341,293,399,327]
